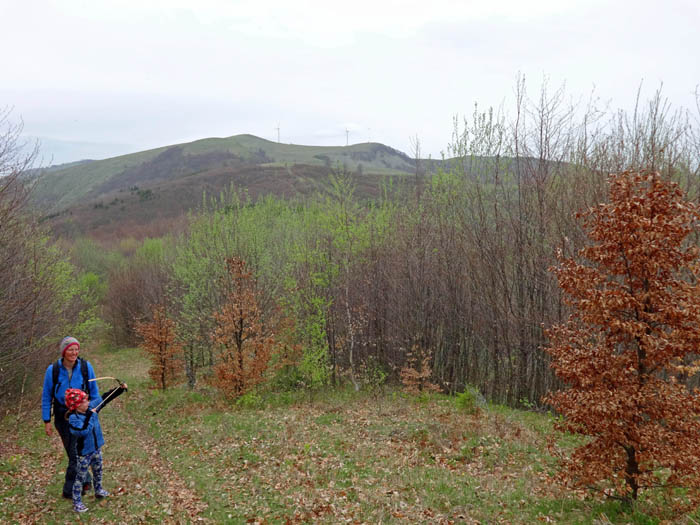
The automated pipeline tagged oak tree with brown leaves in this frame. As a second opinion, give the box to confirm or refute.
[544,170,700,507]
[135,305,181,390]
[211,257,275,399]
[400,345,441,395]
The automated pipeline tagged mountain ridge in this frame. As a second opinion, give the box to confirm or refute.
[32,134,432,239]
[32,134,423,210]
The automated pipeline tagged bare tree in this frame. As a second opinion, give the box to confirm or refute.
[0,108,72,411]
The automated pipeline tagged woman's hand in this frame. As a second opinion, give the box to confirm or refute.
[44,421,52,437]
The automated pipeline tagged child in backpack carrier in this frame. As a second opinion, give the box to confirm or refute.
[65,383,126,513]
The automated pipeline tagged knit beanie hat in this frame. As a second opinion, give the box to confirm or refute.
[59,336,80,357]
[65,389,88,411]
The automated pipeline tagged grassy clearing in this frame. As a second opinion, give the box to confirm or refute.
[1,345,697,523]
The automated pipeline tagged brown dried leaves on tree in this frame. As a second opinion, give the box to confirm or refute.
[544,170,700,507]
[211,257,277,399]
[400,345,441,395]
[135,305,182,390]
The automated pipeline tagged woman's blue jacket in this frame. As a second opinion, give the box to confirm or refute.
[41,358,102,422]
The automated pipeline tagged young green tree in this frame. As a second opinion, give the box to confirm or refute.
[544,170,700,508]
[172,189,298,388]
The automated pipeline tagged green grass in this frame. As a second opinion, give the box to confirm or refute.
[33,147,170,209]
[1,344,698,523]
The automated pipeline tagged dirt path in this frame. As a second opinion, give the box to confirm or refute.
[0,347,209,523]
[90,348,210,522]
[119,391,209,521]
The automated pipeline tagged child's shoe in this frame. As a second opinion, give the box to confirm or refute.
[95,488,110,499]
[73,502,88,513]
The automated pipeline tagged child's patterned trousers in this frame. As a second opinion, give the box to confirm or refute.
[72,449,103,505]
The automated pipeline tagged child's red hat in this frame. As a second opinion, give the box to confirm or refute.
[65,388,87,411]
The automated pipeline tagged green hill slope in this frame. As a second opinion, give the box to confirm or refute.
[32,135,418,212]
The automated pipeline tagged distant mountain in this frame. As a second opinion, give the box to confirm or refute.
[32,134,431,239]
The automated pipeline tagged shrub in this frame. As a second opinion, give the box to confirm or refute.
[400,345,441,395]
[455,386,483,414]
[135,305,181,390]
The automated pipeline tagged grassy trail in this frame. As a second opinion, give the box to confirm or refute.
[1,345,697,524]
[1,346,207,523]
[87,344,208,522]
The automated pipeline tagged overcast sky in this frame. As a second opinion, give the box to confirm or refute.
[2,0,699,165]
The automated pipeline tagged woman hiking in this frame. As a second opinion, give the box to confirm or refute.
[41,336,103,500]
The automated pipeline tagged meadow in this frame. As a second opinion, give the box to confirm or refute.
[1,344,691,524]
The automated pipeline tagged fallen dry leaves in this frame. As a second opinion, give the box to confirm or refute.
[1,345,680,523]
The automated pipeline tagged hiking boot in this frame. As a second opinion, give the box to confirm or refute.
[95,488,110,499]
[61,492,72,500]
[82,483,91,495]
[73,502,88,513]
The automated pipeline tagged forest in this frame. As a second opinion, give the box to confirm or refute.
[3,82,700,409]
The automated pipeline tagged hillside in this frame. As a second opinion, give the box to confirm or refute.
[1,344,682,523]
[32,135,429,238]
